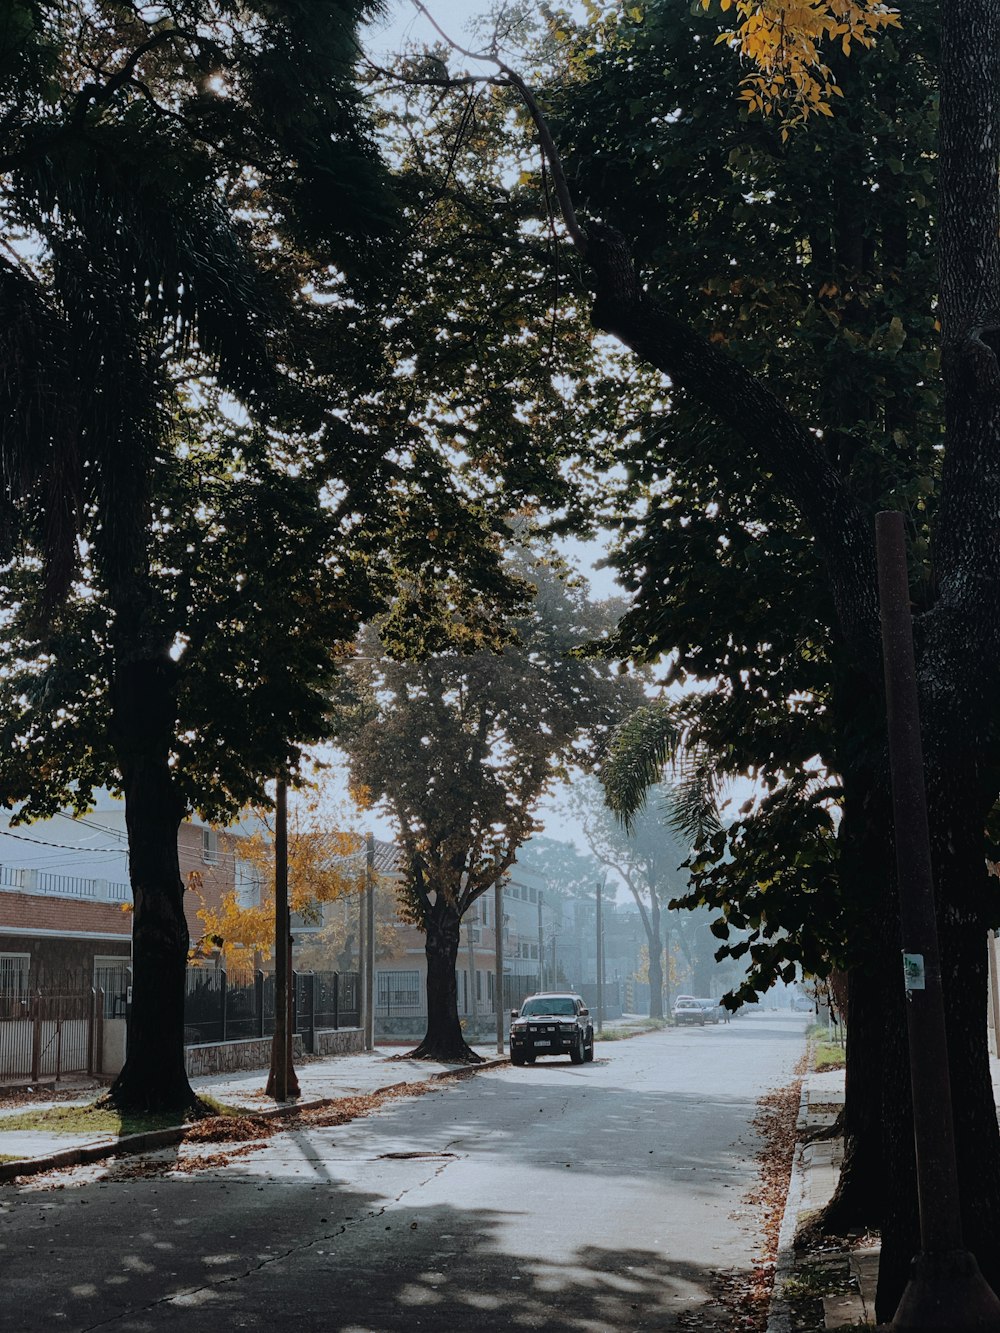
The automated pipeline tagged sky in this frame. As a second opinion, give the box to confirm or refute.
[369,1,529,55]
[335,1,704,893]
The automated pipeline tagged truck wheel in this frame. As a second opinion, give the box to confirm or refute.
[511,1051,525,1066]
[570,1032,585,1064]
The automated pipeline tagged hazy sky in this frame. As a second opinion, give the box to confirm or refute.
[370,1,510,54]
[340,0,667,882]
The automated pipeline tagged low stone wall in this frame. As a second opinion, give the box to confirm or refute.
[185,1035,303,1078]
[315,1028,363,1057]
[183,1027,363,1077]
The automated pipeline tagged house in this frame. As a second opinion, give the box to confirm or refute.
[0,793,237,1002]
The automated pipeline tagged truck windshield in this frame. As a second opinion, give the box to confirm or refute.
[521,997,576,1017]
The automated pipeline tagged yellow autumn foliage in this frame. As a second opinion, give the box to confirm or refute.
[194,803,368,970]
[704,0,901,128]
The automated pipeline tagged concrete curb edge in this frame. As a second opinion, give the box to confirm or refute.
[766,1075,811,1333]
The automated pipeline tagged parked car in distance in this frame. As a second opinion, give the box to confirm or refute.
[509,993,595,1065]
[672,997,706,1026]
[693,998,724,1024]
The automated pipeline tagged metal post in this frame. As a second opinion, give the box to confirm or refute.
[876,511,1000,1329]
[220,970,227,1045]
[365,853,373,1039]
[364,832,375,1051]
[495,879,504,1054]
[596,878,605,1034]
[537,891,544,992]
[333,971,340,1032]
[255,969,264,1039]
[990,933,1000,1061]
[31,991,41,1083]
[467,913,479,1042]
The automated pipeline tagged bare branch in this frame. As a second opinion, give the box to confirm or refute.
[410,1,588,254]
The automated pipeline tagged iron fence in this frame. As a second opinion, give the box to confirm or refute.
[183,968,360,1048]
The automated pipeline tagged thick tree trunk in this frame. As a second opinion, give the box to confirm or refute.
[106,657,198,1113]
[875,778,1000,1320]
[407,899,483,1063]
[810,963,887,1235]
[809,736,894,1236]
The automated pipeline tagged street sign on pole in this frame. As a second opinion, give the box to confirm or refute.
[876,511,1000,1329]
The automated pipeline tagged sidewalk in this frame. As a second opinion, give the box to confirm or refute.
[768,1041,1000,1330]
[0,1043,508,1180]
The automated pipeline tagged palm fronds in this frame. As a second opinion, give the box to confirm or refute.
[600,702,681,829]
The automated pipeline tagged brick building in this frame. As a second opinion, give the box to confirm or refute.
[0,793,237,998]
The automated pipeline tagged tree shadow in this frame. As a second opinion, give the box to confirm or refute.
[2,1175,745,1331]
[1,1022,799,1329]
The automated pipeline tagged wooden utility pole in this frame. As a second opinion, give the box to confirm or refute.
[364,833,375,1051]
[537,890,545,991]
[266,778,299,1101]
[876,512,1000,1329]
[596,876,605,1034]
[494,879,504,1054]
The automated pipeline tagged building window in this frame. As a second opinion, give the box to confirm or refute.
[202,828,221,865]
[476,970,482,1002]
[235,862,261,908]
[528,887,537,904]
[0,953,29,995]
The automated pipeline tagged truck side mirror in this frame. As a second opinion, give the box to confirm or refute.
[579,1007,589,1017]
[510,1010,519,1021]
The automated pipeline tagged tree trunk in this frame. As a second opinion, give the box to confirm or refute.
[662,921,673,1017]
[810,741,894,1237]
[647,893,664,1019]
[809,963,887,1236]
[407,899,483,1063]
[875,778,1000,1320]
[106,657,198,1113]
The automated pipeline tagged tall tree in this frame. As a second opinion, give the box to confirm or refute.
[337,549,641,1060]
[381,0,1000,1314]
[0,1,399,1111]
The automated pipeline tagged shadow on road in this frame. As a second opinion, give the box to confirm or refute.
[2,1174,743,1330]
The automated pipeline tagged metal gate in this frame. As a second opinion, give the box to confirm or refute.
[0,991,95,1081]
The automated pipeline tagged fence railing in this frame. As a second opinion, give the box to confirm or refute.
[183,969,361,1050]
[0,865,131,902]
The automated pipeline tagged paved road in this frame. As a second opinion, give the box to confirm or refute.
[0,1013,807,1331]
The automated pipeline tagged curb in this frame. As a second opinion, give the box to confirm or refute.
[0,1056,509,1184]
[766,1073,812,1333]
